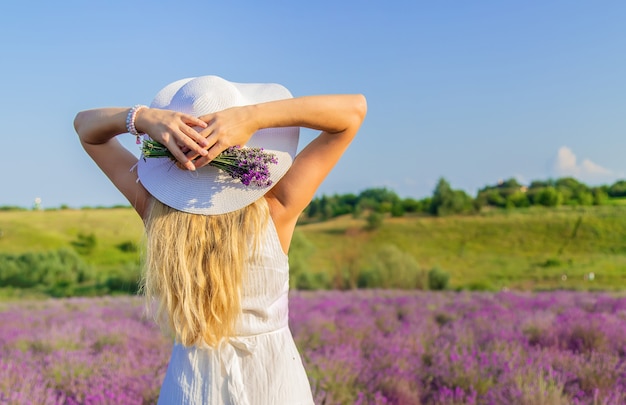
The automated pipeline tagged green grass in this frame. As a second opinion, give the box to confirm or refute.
[0,208,144,270]
[1,205,626,291]
[297,206,626,291]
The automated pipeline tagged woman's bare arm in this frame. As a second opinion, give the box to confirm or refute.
[188,94,367,245]
[257,95,367,222]
[75,93,366,232]
[74,107,209,218]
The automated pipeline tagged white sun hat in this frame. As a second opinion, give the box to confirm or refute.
[136,75,299,215]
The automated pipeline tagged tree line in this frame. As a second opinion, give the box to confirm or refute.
[301,177,626,221]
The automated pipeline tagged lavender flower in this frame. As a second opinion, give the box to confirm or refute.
[142,140,278,187]
[3,292,626,404]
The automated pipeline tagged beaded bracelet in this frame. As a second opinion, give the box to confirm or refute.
[126,104,147,144]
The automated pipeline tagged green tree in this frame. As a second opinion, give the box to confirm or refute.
[506,191,530,208]
[304,198,320,219]
[358,188,400,204]
[499,178,522,189]
[401,198,421,213]
[592,187,609,205]
[482,189,507,208]
[337,193,358,215]
[533,187,563,207]
[529,179,554,190]
[608,180,626,197]
[572,190,594,206]
[356,188,400,214]
[319,195,334,220]
[477,178,527,209]
[390,202,405,217]
[429,178,473,216]
[555,177,590,205]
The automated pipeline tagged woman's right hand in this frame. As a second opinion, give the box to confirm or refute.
[135,108,210,171]
[187,105,260,169]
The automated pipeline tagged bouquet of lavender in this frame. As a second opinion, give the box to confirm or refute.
[142,139,278,187]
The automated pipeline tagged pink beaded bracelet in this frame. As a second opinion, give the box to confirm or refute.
[126,105,147,144]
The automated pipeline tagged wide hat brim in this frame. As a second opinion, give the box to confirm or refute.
[136,76,299,215]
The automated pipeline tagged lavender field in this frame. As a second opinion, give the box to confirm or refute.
[1,291,626,404]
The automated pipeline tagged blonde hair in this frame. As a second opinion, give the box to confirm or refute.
[141,197,269,347]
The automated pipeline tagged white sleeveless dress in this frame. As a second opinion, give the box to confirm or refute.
[157,220,314,405]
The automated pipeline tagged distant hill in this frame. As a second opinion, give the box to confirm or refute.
[297,206,626,291]
[1,205,626,296]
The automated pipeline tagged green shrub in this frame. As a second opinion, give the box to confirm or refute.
[0,205,27,211]
[294,271,330,290]
[71,232,97,255]
[390,203,405,217]
[358,244,424,289]
[103,262,141,293]
[365,212,384,230]
[0,249,92,291]
[116,240,139,253]
[541,257,562,267]
[427,267,450,290]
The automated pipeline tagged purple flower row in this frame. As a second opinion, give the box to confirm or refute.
[1,291,626,404]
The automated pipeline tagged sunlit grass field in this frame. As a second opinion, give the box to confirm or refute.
[298,205,626,290]
[0,208,143,271]
[1,205,626,292]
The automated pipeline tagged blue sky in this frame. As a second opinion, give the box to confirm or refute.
[1,1,625,208]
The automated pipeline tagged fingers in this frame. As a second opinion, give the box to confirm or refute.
[192,155,209,169]
[182,114,209,129]
[166,142,196,171]
[145,111,216,171]
[165,115,209,163]
[184,125,216,163]
[166,119,209,171]
[192,141,227,169]
[197,113,214,125]
[180,124,210,150]
[174,109,251,169]
[182,130,211,163]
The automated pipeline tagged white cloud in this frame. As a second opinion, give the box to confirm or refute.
[553,146,612,179]
[580,158,611,175]
[555,147,578,173]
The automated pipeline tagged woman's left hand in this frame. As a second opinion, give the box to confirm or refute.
[135,108,210,171]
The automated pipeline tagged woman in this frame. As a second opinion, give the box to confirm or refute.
[74,75,366,404]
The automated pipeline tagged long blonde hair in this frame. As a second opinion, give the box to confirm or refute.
[141,197,269,347]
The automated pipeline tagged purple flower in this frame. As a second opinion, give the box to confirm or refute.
[3,292,626,403]
[141,141,278,187]
[209,146,278,187]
